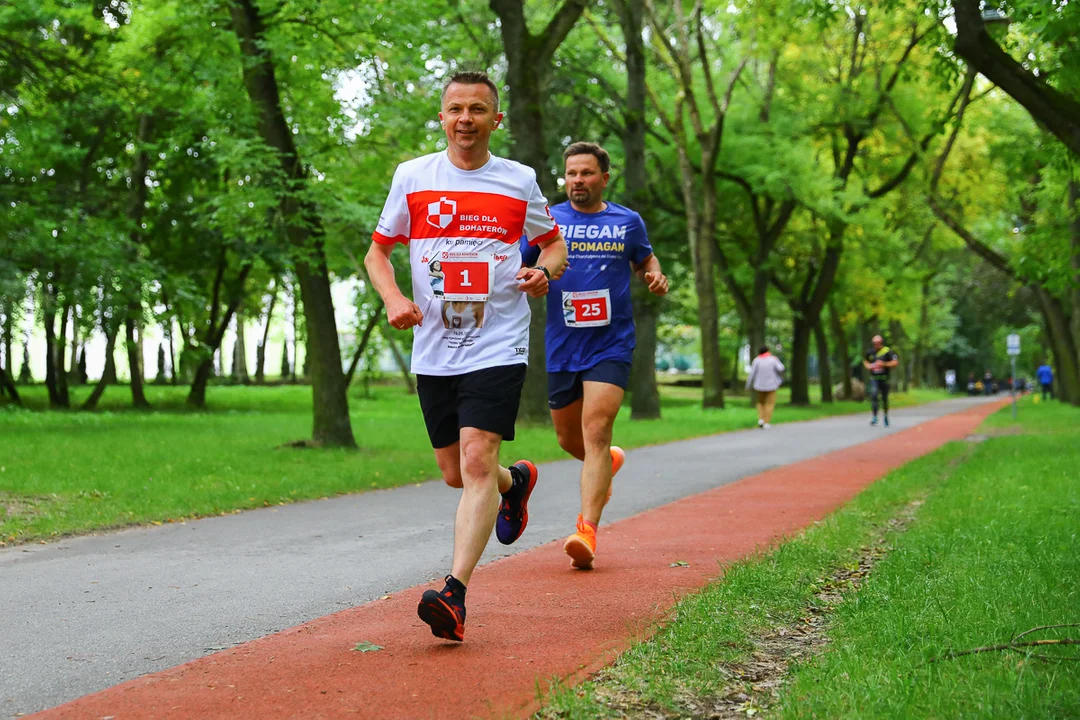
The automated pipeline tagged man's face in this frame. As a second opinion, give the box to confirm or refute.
[439,82,502,154]
[872,337,883,351]
[564,153,609,207]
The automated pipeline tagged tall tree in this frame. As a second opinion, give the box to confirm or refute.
[645,0,749,408]
[229,0,355,446]
[489,0,591,420]
[952,0,1080,157]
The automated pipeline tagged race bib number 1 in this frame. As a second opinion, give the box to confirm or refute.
[563,289,611,328]
[441,252,494,302]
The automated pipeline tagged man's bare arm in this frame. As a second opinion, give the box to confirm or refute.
[364,242,424,329]
[517,232,569,297]
[633,253,668,295]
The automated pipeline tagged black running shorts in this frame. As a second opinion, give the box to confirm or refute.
[416,364,527,449]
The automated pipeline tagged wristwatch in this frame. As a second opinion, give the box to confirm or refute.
[537,266,551,279]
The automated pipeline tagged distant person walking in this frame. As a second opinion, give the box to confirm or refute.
[983,369,995,396]
[746,347,785,429]
[1036,363,1054,400]
[863,335,899,427]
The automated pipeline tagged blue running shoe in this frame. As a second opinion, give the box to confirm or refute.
[496,460,538,545]
[884,415,890,427]
[870,417,879,426]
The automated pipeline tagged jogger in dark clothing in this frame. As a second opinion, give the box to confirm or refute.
[863,335,899,427]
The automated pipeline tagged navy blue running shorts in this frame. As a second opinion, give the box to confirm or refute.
[548,360,632,410]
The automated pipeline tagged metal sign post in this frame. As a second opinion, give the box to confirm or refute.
[1006,333,1021,418]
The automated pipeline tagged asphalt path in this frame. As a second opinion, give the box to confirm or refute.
[0,396,995,718]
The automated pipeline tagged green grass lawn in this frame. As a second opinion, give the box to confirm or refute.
[537,398,1080,719]
[0,382,946,544]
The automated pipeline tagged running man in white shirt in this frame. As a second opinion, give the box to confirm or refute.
[365,71,568,642]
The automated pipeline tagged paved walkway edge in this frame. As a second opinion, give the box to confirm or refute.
[31,400,1009,720]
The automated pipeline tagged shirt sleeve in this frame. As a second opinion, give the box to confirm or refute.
[774,357,786,373]
[628,212,654,265]
[372,166,411,245]
[522,173,560,246]
[519,235,541,266]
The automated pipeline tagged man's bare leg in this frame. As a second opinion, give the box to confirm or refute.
[433,442,463,488]
[552,399,585,460]
[450,427,512,585]
[579,381,624,525]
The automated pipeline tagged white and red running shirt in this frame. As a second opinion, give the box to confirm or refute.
[372,151,560,376]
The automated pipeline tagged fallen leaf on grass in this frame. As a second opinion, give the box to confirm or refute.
[352,641,383,653]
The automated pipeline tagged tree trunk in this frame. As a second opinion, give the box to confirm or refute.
[1069,179,1080,386]
[814,320,833,403]
[1,307,12,392]
[82,326,118,410]
[694,222,725,408]
[125,317,150,408]
[385,324,416,394]
[255,285,278,384]
[0,362,19,404]
[56,302,71,404]
[343,302,384,387]
[614,0,661,420]
[187,360,214,409]
[186,264,252,408]
[1034,286,1080,405]
[167,319,177,385]
[829,301,853,399]
[68,313,80,385]
[490,0,589,422]
[230,0,355,447]
[789,314,813,405]
[952,0,1080,157]
[42,287,63,407]
[77,345,88,384]
[629,284,661,417]
[18,344,31,384]
[232,311,249,383]
[500,64,550,422]
[749,270,769,353]
[911,277,931,389]
[121,113,153,410]
[888,319,908,393]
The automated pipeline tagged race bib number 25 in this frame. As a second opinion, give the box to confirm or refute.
[563,289,611,328]
[441,252,494,302]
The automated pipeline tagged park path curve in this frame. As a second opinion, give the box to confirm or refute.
[17,397,1009,719]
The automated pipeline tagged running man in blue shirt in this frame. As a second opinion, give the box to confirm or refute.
[522,142,668,569]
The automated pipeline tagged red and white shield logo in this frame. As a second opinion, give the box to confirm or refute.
[426,196,457,230]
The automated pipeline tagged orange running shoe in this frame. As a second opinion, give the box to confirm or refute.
[563,514,597,569]
[605,446,626,505]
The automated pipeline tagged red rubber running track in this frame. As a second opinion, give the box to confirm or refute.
[32,400,1007,719]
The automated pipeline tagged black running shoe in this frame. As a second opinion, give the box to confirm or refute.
[417,576,466,642]
[496,460,538,545]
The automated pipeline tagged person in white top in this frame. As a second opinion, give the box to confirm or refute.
[746,346,786,429]
[365,71,568,642]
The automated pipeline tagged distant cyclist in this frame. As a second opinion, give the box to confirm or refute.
[863,335,898,427]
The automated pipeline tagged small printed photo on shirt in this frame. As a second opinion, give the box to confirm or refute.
[429,260,445,297]
[442,301,485,329]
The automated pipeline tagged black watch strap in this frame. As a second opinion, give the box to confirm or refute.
[538,265,551,279]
